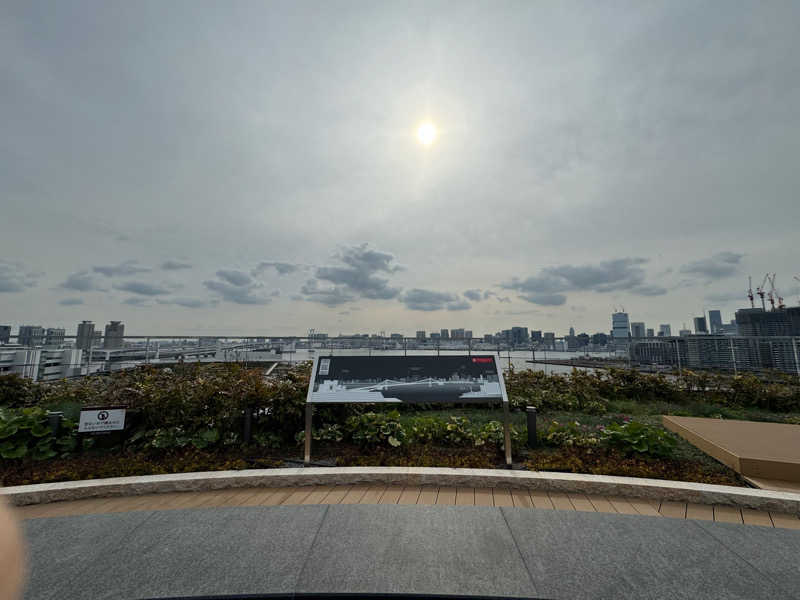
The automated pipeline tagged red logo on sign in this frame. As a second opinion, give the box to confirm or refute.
[471,357,493,363]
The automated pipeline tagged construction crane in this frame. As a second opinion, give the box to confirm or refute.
[768,273,785,310]
[756,273,769,311]
[747,276,754,308]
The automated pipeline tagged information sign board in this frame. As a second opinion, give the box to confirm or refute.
[78,408,126,433]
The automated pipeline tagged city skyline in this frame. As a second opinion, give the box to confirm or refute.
[2,2,799,334]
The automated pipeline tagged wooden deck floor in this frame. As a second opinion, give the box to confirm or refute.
[12,485,800,529]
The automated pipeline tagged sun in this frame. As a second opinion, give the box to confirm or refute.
[417,121,438,146]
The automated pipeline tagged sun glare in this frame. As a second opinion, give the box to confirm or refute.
[417,121,438,146]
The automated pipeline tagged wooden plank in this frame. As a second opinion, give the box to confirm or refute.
[529,491,554,510]
[202,489,247,508]
[456,488,475,506]
[628,499,661,517]
[770,512,800,530]
[474,488,493,506]
[510,489,533,509]
[339,484,370,505]
[686,503,714,521]
[220,488,265,507]
[587,496,616,514]
[436,487,457,505]
[417,487,439,505]
[567,494,596,512]
[358,485,387,504]
[259,487,295,506]
[379,486,404,505]
[321,486,352,505]
[606,496,638,515]
[659,501,687,519]
[714,505,743,524]
[492,488,513,507]
[281,487,315,505]
[741,508,774,527]
[301,486,334,505]
[548,493,575,511]
[239,487,286,506]
[397,486,422,505]
[166,491,218,510]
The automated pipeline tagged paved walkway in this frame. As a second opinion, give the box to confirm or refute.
[20,499,800,599]
[14,484,800,528]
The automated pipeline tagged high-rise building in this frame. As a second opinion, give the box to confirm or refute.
[429,332,440,340]
[18,325,44,347]
[543,332,555,349]
[451,328,465,340]
[92,331,102,347]
[735,307,800,336]
[531,330,542,342]
[646,328,654,337]
[464,330,472,339]
[440,329,449,340]
[708,310,723,333]
[483,334,494,343]
[416,330,426,341]
[510,326,529,345]
[693,317,708,334]
[631,322,646,338]
[0,325,10,344]
[104,321,125,349]
[76,321,95,350]
[611,312,630,342]
[679,329,692,336]
[44,328,65,346]
[658,324,672,337]
[568,326,575,337]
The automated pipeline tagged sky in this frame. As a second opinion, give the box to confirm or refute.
[2,0,800,337]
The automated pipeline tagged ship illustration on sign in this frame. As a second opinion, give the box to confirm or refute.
[312,376,501,403]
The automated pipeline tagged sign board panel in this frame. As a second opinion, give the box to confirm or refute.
[78,408,126,433]
[307,355,507,404]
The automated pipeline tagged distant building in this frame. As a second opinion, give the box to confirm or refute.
[569,326,575,337]
[531,330,542,342]
[0,347,82,381]
[611,312,630,347]
[591,332,608,346]
[44,328,65,346]
[543,332,555,349]
[464,330,472,339]
[679,329,692,337]
[389,333,403,340]
[708,310,723,334]
[735,307,800,337]
[451,328,465,340]
[104,321,125,349]
[0,325,10,344]
[646,328,654,337]
[693,317,708,334]
[440,329,449,340]
[416,330,426,341]
[483,334,494,343]
[18,325,44,347]
[198,337,220,347]
[510,326,529,345]
[631,322,646,339]
[76,321,95,350]
[92,331,102,347]
[658,324,672,337]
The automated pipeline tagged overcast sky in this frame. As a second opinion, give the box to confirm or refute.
[2,0,799,337]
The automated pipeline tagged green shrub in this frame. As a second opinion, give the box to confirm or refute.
[542,420,603,449]
[602,421,676,458]
[346,411,407,448]
[0,407,78,460]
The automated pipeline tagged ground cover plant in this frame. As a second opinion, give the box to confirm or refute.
[3,363,799,486]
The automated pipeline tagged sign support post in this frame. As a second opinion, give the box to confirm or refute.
[304,404,313,465]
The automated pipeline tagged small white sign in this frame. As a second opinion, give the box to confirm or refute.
[79,409,126,433]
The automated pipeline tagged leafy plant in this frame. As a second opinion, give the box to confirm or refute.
[347,411,407,448]
[602,421,676,458]
[0,407,78,460]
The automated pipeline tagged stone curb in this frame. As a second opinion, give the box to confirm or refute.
[3,467,800,514]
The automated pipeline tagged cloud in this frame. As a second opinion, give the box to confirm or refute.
[400,289,470,311]
[93,260,150,277]
[704,290,746,304]
[463,289,483,302]
[216,269,252,287]
[114,281,173,296]
[203,270,274,305]
[58,297,84,306]
[680,252,744,280]
[300,279,355,306]
[0,261,42,292]
[59,271,106,292]
[518,293,567,306]
[156,297,212,308]
[252,261,302,276]
[502,257,664,304]
[161,260,193,270]
[300,243,402,304]
[123,297,149,306]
